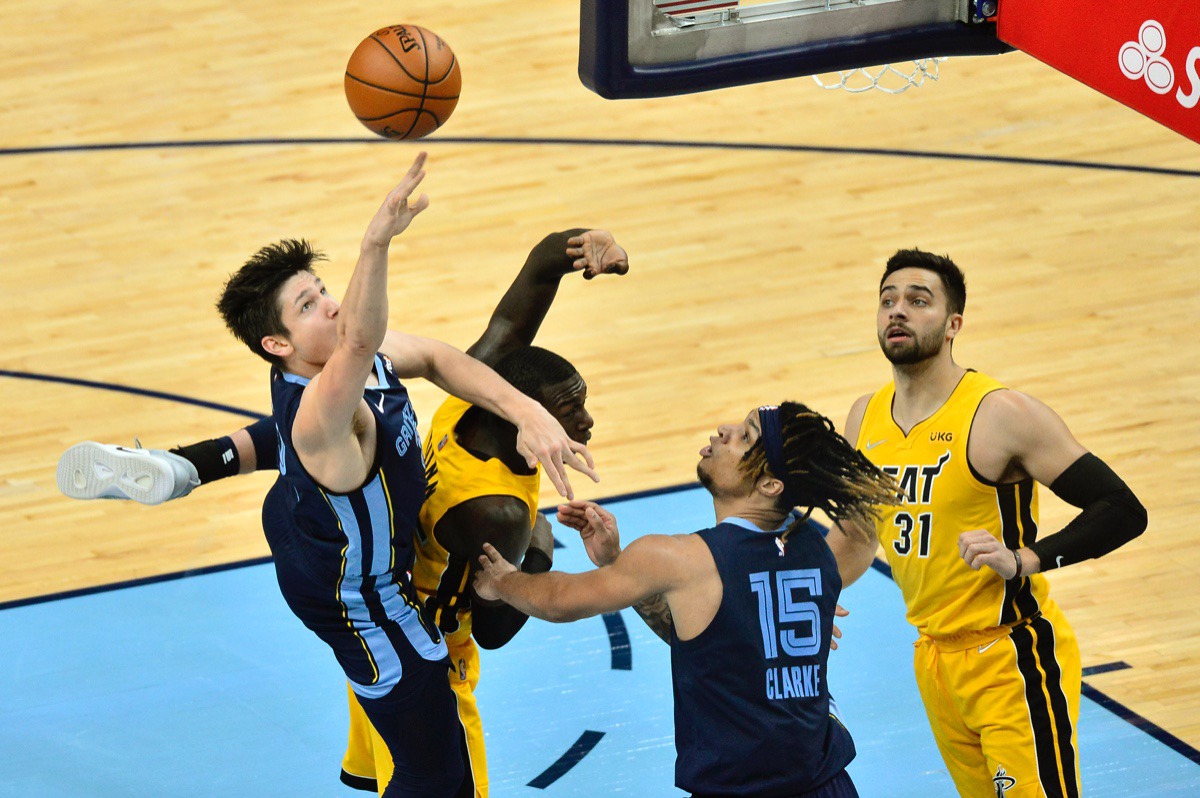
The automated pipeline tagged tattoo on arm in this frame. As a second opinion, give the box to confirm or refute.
[631,593,673,643]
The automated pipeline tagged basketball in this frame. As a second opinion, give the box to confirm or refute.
[344,24,461,141]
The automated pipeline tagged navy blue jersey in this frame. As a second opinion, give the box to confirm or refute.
[672,517,855,797]
[262,355,448,700]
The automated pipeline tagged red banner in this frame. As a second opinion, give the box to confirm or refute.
[998,0,1199,143]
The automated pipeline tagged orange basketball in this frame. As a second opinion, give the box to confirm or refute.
[344,24,461,141]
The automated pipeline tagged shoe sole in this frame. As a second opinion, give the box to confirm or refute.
[56,442,176,505]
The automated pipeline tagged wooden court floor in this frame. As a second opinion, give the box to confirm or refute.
[3,0,1199,765]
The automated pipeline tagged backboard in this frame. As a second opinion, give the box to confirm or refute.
[578,0,1011,99]
[578,0,1200,143]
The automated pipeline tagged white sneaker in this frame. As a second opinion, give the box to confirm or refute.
[56,441,200,505]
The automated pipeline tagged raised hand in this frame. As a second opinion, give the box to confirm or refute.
[566,230,629,280]
[557,499,621,566]
[514,402,597,501]
[474,542,518,602]
[362,152,431,249]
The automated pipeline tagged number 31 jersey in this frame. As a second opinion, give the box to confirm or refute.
[856,370,1051,640]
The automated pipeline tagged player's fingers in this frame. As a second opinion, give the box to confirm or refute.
[558,509,586,526]
[556,502,584,518]
[481,542,501,561]
[541,448,573,501]
[406,151,428,178]
[585,508,608,534]
[569,440,596,471]
[562,450,599,484]
[396,168,426,201]
[544,463,571,501]
[834,604,849,617]
[410,193,430,215]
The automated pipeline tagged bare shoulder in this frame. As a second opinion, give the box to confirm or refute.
[622,533,713,580]
[977,388,1065,439]
[974,388,1086,483]
[843,392,874,444]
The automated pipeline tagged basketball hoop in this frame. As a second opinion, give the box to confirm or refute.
[811,58,946,94]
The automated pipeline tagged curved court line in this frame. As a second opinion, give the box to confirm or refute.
[601,612,632,671]
[8,364,1198,771]
[527,730,606,789]
[7,466,1200,774]
[1,136,1197,178]
[0,556,274,612]
[0,369,266,420]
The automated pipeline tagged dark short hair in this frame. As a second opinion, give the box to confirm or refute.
[216,239,326,366]
[881,249,967,316]
[493,346,579,404]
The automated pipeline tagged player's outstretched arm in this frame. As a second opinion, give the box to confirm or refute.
[959,390,1147,579]
[292,154,429,482]
[380,332,597,499]
[468,228,629,367]
[556,499,674,642]
[474,534,686,624]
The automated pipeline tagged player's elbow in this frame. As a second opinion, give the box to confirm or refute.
[538,602,586,624]
[540,588,591,623]
[472,629,508,650]
[339,328,383,359]
[1117,487,1148,540]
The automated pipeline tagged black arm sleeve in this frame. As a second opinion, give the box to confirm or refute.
[470,549,553,650]
[245,416,278,471]
[1028,452,1147,571]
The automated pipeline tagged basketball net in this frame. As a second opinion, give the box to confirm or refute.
[811,58,945,94]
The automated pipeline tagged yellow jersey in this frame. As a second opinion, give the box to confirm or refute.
[411,396,541,647]
[857,370,1050,640]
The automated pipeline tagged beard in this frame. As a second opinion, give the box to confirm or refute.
[697,462,716,495]
[879,325,945,365]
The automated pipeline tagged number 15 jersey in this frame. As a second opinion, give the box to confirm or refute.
[856,370,1051,640]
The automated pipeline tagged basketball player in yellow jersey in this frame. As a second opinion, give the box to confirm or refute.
[323,228,628,797]
[58,227,627,797]
[828,249,1147,798]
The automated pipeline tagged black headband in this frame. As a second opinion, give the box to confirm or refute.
[758,405,798,507]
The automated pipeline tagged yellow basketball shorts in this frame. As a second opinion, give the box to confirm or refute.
[913,600,1081,798]
[340,635,487,797]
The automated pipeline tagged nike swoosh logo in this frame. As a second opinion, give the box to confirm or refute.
[978,639,1001,654]
[866,440,887,450]
[375,393,385,412]
[1056,556,1065,569]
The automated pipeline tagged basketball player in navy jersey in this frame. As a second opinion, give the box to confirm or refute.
[475,402,899,798]
[214,153,595,798]
[58,211,628,796]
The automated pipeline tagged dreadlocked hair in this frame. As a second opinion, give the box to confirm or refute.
[740,401,900,542]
